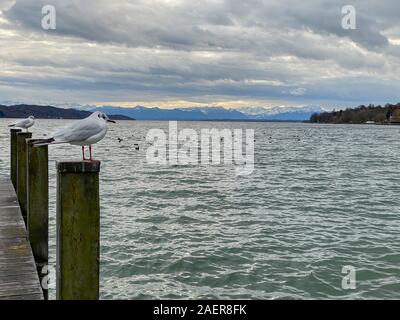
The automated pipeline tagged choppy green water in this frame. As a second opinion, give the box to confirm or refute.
[1,119,400,299]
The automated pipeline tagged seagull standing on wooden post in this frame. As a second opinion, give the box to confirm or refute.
[33,112,116,161]
[8,116,35,132]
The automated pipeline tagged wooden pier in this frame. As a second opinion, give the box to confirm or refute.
[0,176,43,300]
[0,128,101,300]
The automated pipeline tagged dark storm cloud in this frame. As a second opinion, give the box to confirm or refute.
[4,0,394,51]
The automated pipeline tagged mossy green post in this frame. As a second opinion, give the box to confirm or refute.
[10,129,22,189]
[56,161,101,300]
[16,132,32,224]
[27,139,49,299]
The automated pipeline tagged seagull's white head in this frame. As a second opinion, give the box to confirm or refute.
[29,115,35,120]
[94,111,116,124]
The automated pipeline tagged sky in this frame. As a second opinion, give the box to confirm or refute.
[0,0,400,110]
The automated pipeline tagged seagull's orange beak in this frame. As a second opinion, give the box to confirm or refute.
[107,119,116,123]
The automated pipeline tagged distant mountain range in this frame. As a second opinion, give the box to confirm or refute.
[90,105,324,121]
[0,103,324,121]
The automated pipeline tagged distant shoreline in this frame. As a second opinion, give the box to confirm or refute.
[0,104,309,122]
[1,104,318,122]
[0,117,305,123]
[309,103,400,124]
[0,104,134,121]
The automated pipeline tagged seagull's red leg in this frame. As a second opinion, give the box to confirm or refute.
[82,146,86,161]
[89,145,93,161]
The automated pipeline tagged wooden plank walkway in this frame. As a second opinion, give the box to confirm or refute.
[0,176,43,300]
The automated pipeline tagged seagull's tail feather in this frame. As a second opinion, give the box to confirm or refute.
[32,138,56,147]
[8,124,15,127]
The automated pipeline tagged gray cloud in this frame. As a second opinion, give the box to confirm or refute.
[0,0,400,108]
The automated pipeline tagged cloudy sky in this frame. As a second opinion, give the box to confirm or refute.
[0,0,399,109]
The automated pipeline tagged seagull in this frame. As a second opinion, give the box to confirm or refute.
[8,116,35,132]
[33,112,116,161]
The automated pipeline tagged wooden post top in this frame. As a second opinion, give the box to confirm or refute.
[57,161,101,173]
[10,128,22,133]
[16,132,32,137]
[26,138,47,146]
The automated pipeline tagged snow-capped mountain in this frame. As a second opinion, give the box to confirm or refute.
[237,105,326,121]
[90,105,324,121]
[0,100,325,121]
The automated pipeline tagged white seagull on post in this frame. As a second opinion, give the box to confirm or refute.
[8,115,35,132]
[33,112,116,161]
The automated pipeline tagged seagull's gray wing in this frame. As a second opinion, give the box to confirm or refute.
[51,117,103,143]
[14,119,30,127]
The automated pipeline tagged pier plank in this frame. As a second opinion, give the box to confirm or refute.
[0,176,43,300]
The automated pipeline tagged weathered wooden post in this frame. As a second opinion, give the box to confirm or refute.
[56,161,101,300]
[26,139,49,299]
[10,128,22,189]
[16,132,32,224]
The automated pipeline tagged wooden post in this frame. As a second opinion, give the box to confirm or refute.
[27,139,49,299]
[10,129,22,189]
[16,132,32,224]
[56,161,101,300]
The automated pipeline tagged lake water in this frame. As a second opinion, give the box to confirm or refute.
[1,119,400,299]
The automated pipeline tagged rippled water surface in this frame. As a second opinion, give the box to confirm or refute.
[1,119,400,299]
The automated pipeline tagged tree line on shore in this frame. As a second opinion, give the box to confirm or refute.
[309,103,400,124]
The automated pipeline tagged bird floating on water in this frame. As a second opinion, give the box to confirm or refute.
[8,116,35,132]
[33,112,116,161]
